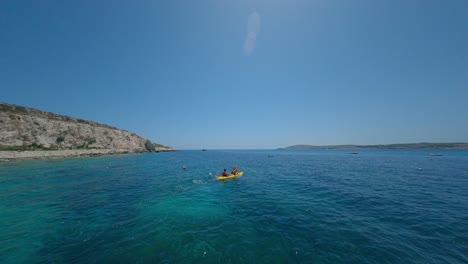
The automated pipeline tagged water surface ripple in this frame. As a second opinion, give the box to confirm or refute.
[0,150,467,263]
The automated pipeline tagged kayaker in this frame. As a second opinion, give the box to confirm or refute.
[221,169,228,176]
[231,166,238,175]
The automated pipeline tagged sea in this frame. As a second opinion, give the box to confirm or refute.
[0,149,467,263]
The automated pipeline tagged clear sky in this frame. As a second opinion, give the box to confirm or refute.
[1,0,467,149]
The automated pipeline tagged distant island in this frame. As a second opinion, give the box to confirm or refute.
[280,143,468,150]
[0,102,174,161]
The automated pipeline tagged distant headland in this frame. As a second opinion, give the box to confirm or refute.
[279,143,468,150]
[0,102,174,161]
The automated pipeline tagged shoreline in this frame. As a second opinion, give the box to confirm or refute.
[0,148,173,162]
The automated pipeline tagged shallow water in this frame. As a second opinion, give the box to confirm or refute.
[1,150,467,263]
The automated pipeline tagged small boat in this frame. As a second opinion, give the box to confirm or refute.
[430,153,443,156]
[351,152,359,155]
[202,149,207,151]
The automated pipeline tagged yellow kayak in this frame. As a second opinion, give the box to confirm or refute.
[216,172,243,180]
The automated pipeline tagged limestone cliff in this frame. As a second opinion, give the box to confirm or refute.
[0,102,173,152]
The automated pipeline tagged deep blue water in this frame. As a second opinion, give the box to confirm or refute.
[1,149,467,263]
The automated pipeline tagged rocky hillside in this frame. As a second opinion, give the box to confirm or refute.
[0,102,173,152]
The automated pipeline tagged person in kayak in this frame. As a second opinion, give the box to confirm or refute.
[231,166,238,175]
[221,169,228,176]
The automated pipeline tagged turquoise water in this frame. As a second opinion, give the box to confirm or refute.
[1,150,467,263]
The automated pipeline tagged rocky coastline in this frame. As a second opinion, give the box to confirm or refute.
[0,102,174,162]
[0,147,173,162]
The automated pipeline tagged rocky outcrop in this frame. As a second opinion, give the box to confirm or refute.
[0,102,174,155]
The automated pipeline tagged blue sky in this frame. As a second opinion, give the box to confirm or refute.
[1,0,467,149]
